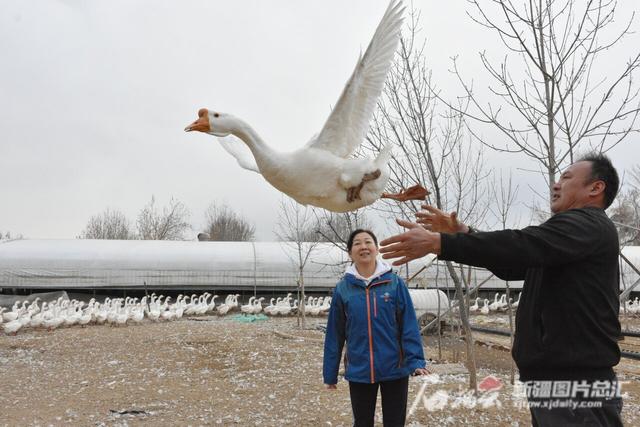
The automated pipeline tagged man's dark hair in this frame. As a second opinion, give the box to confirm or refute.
[578,152,619,209]
[346,229,378,252]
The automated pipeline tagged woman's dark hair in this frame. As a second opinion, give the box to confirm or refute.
[578,152,619,209]
[346,229,378,252]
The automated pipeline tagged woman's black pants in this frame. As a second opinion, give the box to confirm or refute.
[348,376,409,427]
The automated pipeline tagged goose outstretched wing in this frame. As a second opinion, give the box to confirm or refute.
[308,0,404,158]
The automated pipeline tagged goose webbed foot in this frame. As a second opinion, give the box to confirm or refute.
[381,184,430,202]
[346,185,363,203]
[346,169,382,203]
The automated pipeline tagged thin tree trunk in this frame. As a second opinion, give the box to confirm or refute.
[538,8,557,200]
[435,263,442,361]
[505,281,516,385]
[299,271,306,329]
[445,260,477,392]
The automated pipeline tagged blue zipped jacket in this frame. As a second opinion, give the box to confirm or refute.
[323,265,427,385]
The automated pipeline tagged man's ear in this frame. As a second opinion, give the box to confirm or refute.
[590,180,606,198]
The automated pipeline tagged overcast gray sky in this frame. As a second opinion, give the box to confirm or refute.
[1,1,639,240]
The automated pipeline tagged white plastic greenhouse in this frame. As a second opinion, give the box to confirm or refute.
[0,239,436,292]
[408,289,450,320]
[0,240,637,296]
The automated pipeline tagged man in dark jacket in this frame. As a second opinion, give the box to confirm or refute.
[379,153,623,427]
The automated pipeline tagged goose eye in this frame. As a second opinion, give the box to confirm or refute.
[213,113,220,118]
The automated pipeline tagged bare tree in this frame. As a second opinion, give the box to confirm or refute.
[361,7,492,391]
[488,169,521,229]
[313,210,373,252]
[79,208,134,240]
[137,196,191,240]
[452,0,640,203]
[365,10,490,229]
[611,165,640,245]
[610,190,640,245]
[489,169,520,384]
[275,197,321,328]
[203,203,255,241]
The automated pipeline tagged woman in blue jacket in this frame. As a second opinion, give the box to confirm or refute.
[323,229,429,427]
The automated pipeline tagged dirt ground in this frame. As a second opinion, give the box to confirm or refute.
[1,315,639,427]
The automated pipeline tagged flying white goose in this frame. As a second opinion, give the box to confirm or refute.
[185,0,428,212]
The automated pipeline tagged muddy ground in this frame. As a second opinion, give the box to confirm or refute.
[1,315,639,426]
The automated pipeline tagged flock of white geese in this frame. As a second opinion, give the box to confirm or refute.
[469,293,520,315]
[470,294,640,317]
[0,293,332,336]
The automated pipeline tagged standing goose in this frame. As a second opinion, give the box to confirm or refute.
[250,297,265,314]
[217,301,230,316]
[264,298,277,315]
[480,299,490,315]
[241,297,256,315]
[206,294,218,314]
[511,294,520,309]
[488,293,501,312]
[185,0,428,212]
[469,297,480,313]
[230,294,240,311]
[3,317,23,335]
[2,302,20,322]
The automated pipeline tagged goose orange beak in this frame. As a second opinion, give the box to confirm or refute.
[184,108,210,132]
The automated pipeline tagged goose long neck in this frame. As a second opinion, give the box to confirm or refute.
[231,120,273,159]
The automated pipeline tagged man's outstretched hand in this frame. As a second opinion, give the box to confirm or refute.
[379,219,441,266]
[415,205,467,234]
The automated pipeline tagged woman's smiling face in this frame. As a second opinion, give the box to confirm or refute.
[349,231,379,266]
